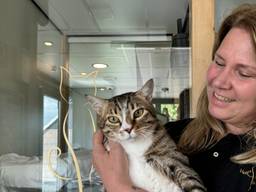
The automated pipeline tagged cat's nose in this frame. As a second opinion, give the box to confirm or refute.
[124,127,133,134]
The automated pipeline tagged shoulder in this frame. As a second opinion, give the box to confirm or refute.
[164,118,193,143]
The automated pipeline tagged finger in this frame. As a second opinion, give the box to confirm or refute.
[109,140,124,154]
[93,130,104,146]
[109,139,119,148]
[92,130,106,154]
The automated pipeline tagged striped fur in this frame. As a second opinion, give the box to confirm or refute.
[86,79,206,192]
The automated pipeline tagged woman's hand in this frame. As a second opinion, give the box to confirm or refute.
[92,130,134,192]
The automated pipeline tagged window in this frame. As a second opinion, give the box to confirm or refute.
[42,95,59,186]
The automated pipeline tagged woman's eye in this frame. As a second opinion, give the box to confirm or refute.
[238,71,252,78]
[108,116,120,123]
[215,60,224,67]
[213,55,225,67]
[134,108,144,119]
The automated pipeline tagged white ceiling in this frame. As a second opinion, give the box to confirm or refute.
[34,0,190,98]
[34,0,188,35]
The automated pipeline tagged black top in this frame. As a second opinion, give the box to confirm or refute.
[165,119,256,192]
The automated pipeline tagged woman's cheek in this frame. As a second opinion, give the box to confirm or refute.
[207,63,217,84]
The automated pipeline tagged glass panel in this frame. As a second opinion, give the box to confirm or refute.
[68,40,191,191]
[0,1,191,191]
[69,40,191,148]
[0,0,68,191]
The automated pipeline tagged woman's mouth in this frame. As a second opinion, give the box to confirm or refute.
[214,92,235,103]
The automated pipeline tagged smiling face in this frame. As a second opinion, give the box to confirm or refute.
[207,27,256,133]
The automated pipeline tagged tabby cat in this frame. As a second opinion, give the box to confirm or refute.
[86,79,206,192]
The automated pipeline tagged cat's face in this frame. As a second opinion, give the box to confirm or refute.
[86,79,158,142]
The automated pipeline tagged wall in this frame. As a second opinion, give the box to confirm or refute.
[190,0,215,116]
[215,0,256,31]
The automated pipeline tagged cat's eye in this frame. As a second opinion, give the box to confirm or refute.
[133,108,144,119]
[107,116,120,124]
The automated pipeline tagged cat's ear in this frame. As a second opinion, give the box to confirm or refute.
[136,79,154,101]
[85,95,107,115]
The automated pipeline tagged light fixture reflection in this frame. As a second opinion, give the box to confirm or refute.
[92,63,108,69]
[44,41,53,47]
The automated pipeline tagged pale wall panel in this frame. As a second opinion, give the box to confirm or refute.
[190,0,215,116]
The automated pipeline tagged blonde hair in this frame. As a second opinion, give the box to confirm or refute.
[178,4,256,164]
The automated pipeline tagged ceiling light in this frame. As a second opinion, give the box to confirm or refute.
[80,72,87,76]
[44,41,53,47]
[92,63,108,69]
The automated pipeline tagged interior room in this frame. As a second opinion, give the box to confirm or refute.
[0,0,254,191]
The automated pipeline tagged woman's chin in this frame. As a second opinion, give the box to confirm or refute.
[208,105,230,121]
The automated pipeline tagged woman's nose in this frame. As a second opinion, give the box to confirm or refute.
[212,69,232,89]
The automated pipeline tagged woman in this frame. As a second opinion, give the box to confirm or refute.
[92,4,256,192]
